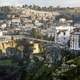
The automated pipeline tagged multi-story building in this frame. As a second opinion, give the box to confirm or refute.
[70,28,80,50]
[11,18,21,27]
[55,18,75,45]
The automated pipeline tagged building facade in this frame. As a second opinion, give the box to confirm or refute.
[70,28,80,50]
[55,25,74,45]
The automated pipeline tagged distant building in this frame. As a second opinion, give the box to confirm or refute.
[0,30,3,36]
[1,23,7,29]
[46,27,56,38]
[34,20,43,27]
[41,26,55,38]
[70,28,80,50]
[21,17,32,26]
[11,18,21,27]
[59,18,66,23]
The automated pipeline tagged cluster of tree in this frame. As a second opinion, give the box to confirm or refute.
[0,6,11,14]
[19,50,80,80]
[31,28,43,39]
[0,45,80,80]
[23,4,70,11]
[22,4,78,12]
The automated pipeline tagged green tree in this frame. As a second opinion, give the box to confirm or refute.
[31,28,43,39]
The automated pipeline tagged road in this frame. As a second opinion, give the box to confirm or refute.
[0,35,65,48]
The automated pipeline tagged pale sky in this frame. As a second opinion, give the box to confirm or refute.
[0,0,80,7]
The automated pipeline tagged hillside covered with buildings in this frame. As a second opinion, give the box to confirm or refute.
[0,5,80,80]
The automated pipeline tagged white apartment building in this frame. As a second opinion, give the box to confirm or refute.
[55,24,75,45]
[70,28,80,50]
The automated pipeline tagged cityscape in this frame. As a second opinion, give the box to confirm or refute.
[0,0,80,80]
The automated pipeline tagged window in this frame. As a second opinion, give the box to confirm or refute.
[79,35,80,48]
[63,32,66,35]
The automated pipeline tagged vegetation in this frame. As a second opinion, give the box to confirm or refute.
[22,4,80,15]
[0,59,12,65]
[0,49,80,80]
[31,28,43,39]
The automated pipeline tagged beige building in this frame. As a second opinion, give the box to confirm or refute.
[33,43,40,54]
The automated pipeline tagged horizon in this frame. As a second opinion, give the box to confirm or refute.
[0,0,80,7]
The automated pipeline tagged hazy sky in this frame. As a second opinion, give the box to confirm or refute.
[0,0,80,7]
